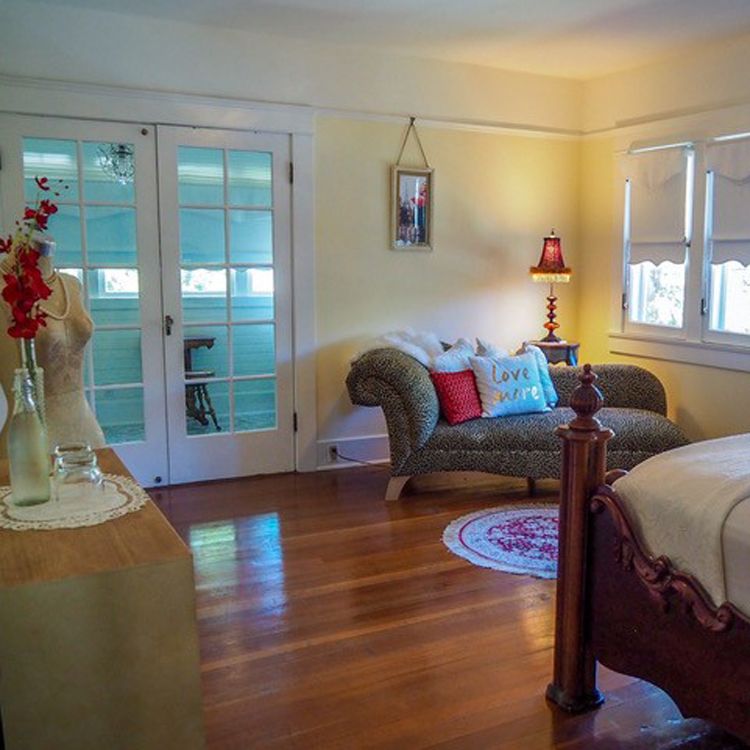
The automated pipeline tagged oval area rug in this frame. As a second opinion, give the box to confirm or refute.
[443,504,558,579]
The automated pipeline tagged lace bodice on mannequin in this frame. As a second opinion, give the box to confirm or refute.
[0,273,106,451]
[34,274,106,449]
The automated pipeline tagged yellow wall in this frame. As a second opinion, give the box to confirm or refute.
[578,137,750,442]
[4,2,750,457]
[315,117,580,442]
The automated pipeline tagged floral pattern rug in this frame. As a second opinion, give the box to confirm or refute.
[442,504,559,579]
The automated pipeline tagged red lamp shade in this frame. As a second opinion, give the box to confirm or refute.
[530,230,572,283]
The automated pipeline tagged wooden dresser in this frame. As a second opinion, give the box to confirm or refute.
[0,449,205,750]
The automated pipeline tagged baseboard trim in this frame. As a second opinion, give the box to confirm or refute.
[316,434,390,471]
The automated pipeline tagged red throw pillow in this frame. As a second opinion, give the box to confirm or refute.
[430,370,482,425]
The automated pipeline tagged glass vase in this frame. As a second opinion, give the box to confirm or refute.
[8,341,50,507]
[20,337,45,424]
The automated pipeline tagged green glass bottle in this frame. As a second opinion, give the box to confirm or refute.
[8,368,51,507]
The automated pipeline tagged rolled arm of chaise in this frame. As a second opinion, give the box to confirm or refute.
[550,363,667,415]
[346,349,439,473]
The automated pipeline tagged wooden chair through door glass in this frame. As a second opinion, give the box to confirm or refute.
[183,336,221,431]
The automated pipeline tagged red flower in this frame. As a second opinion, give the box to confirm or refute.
[8,316,41,339]
[22,198,58,231]
[39,199,58,216]
[2,177,56,339]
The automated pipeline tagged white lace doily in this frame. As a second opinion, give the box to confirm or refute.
[0,474,149,531]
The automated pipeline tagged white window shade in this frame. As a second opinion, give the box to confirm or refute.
[706,139,750,182]
[628,242,686,265]
[622,148,688,265]
[708,141,750,263]
[711,240,750,266]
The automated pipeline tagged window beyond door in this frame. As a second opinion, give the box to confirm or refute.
[176,145,278,435]
[23,137,147,444]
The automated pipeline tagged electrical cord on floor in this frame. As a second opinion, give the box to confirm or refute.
[332,450,391,470]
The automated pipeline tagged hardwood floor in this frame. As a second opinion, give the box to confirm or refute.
[150,468,747,749]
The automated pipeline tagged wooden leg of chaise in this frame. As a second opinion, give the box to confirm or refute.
[527,478,536,496]
[385,476,411,502]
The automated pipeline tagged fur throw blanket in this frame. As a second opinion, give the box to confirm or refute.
[351,330,445,368]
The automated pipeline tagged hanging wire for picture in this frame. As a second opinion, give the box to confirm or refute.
[396,116,430,168]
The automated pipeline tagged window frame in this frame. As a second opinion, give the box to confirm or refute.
[701,142,750,348]
[621,144,693,339]
[611,133,750,373]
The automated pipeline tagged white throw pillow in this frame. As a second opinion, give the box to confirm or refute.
[432,337,475,372]
[475,338,509,359]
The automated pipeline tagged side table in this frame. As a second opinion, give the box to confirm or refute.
[0,449,206,750]
[528,340,580,366]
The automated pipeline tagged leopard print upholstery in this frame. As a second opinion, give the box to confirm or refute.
[346,348,689,478]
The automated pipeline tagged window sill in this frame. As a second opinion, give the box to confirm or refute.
[608,331,750,373]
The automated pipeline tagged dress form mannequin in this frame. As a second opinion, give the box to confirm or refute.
[0,238,105,455]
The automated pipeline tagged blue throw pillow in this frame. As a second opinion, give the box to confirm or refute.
[524,344,559,408]
[469,351,551,418]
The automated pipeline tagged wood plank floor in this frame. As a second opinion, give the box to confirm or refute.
[150,468,747,749]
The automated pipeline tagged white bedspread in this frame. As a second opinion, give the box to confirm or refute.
[613,433,750,609]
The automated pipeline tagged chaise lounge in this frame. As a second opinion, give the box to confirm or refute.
[347,348,689,501]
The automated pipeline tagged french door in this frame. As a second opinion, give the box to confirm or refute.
[157,126,294,484]
[0,115,168,486]
[0,116,295,485]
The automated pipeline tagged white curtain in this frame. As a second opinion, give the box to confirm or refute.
[621,148,688,265]
[707,140,750,265]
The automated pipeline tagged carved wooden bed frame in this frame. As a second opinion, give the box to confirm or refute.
[547,365,750,743]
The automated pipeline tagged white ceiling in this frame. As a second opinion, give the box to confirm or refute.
[32,0,750,79]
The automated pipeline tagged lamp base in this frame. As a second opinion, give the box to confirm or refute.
[541,286,562,343]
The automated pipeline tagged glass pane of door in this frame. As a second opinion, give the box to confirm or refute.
[23,137,146,444]
[177,145,277,437]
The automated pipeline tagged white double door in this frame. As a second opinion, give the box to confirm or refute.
[0,116,295,485]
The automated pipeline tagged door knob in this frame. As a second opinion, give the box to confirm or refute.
[164,315,174,336]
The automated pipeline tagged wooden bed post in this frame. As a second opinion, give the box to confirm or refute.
[546,365,613,713]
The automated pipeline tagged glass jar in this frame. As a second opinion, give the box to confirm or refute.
[53,443,104,502]
[8,367,51,507]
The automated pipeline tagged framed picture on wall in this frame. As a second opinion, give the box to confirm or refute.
[391,166,434,251]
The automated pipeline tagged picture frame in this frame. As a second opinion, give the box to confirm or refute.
[391,166,434,251]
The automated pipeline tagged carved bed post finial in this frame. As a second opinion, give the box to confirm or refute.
[547,365,613,714]
[569,364,604,431]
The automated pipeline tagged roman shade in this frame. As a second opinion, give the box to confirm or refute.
[621,147,688,265]
[707,139,750,266]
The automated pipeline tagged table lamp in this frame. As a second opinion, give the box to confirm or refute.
[530,230,572,343]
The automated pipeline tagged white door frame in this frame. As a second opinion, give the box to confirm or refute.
[0,76,318,474]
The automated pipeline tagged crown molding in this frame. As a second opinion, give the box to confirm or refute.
[0,74,316,134]
[8,73,750,146]
[0,73,583,140]
[315,107,583,140]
